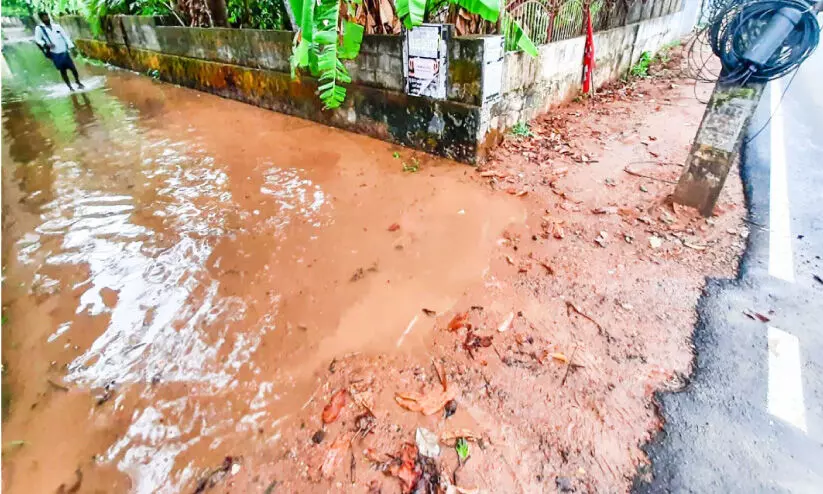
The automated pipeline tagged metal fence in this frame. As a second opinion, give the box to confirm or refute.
[504,0,678,51]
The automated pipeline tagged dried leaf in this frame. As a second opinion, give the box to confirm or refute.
[415,427,440,458]
[387,443,421,493]
[395,386,458,416]
[388,223,400,232]
[349,386,375,416]
[447,312,470,332]
[539,262,554,274]
[322,389,348,424]
[505,255,515,265]
[592,206,618,215]
[422,308,437,316]
[497,312,514,333]
[551,352,569,363]
[439,429,482,446]
[320,434,352,479]
[743,309,770,322]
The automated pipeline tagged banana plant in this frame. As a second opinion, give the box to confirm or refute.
[289,0,536,110]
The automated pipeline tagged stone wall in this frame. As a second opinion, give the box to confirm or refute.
[62,10,687,164]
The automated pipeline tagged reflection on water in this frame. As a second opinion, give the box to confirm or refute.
[2,42,329,492]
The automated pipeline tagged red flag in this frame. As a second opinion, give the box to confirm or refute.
[582,5,595,94]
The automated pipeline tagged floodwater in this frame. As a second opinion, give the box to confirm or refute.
[1,42,523,492]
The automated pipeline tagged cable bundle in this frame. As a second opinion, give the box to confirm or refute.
[685,0,820,84]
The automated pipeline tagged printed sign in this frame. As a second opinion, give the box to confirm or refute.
[404,24,449,99]
[482,36,505,104]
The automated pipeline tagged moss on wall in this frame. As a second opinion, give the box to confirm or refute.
[76,39,482,163]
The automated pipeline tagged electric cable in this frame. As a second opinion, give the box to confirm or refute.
[708,0,819,83]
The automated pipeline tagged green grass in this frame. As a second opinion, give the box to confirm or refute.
[510,121,533,138]
[402,157,420,173]
[630,51,652,78]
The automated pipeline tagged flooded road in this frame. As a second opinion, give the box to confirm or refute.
[1,42,523,492]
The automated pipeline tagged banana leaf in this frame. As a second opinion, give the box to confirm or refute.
[503,14,538,57]
[339,20,364,59]
[453,0,499,23]
[396,0,426,29]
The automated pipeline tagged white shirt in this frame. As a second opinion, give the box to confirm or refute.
[34,23,74,54]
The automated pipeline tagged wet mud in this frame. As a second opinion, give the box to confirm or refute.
[2,43,745,493]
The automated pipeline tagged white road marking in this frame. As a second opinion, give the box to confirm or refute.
[768,79,795,282]
[767,326,807,432]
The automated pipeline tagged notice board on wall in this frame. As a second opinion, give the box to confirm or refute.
[403,24,450,99]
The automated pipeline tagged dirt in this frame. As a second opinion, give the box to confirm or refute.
[1,43,745,493]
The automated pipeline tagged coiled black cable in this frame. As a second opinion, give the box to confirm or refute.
[708,0,820,83]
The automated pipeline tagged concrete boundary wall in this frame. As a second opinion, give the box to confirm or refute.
[62,12,684,163]
[488,10,684,131]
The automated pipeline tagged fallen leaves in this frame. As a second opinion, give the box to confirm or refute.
[322,389,348,424]
[439,429,482,446]
[415,427,441,458]
[550,352,569,364]
[387,443,422,493]
[743,309,771,322]
[497,312,514,333]
[463,330,493,358]
[320,434,353,479]
[395,371,458,417]
[447,312,470,332]
[387,223,400,232]
[539,261,555,274]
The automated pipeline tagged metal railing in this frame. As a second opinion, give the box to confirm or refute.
[504,0,676,51]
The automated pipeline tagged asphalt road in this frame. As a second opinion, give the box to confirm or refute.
[634,39,823,493]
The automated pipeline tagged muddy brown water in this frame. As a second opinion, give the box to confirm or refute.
[1,43,524,492]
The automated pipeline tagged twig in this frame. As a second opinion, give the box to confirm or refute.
[623,167,678,184]
[560,344,579,387]
[350,448,356,485]
[431,358,446,390]
[162,1,187,27]
[47,379,69,392]
[565,301,605,335]
[452,453,469,485]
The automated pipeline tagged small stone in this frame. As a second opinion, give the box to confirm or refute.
[444,399,457,418]
[556,476,575,492]
[311,430,325,444]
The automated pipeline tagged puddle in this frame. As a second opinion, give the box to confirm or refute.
[1,42,523,492]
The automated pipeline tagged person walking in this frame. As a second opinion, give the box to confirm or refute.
[34,12,84,91]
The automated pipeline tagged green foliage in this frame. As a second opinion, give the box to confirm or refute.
[1,0,33,17]
[402,157,420,172]
[502,14,537,56]
[630,51,652,78]
[456,437,470,462]
[292,0,535,110]
[453,0,498,23]
[510,121,533,138]
[227,0,288,29]
[338,20,364,59]
[290,0,362,109]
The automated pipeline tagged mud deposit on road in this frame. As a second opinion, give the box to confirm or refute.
[2,44,745,493]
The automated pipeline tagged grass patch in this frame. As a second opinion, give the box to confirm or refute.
[510,121,533,138]
[630,51,653,78]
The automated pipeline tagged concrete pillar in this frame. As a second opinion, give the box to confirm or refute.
[672,82,765,216]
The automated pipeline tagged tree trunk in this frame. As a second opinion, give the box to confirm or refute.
[208,0,228,26]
